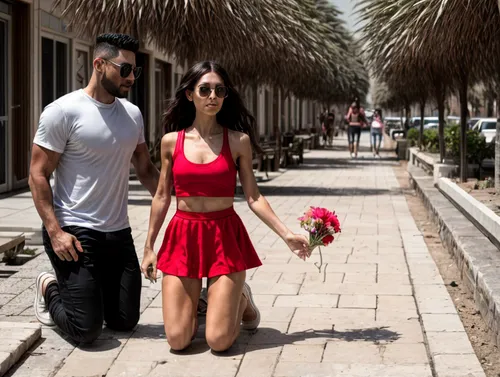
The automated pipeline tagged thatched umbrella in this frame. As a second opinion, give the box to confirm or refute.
[52,0,346,98]
[358,0,499,178]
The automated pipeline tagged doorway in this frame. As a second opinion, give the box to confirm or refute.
[0,14,10,193]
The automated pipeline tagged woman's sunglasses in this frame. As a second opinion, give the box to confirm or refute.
[198,85,228,98]
[103,59,142,79]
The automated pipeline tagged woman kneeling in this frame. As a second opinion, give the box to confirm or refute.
[142,61,310,352]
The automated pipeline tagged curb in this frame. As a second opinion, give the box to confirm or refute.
[0,322,41,377]
[438,178,500,251]
[408,164,500,348]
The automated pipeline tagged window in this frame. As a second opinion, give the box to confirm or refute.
[482,122,497,131]
[75,50,89,89]
[154,59,172,139]
[41,37,69,108]
[40,10,67,33]
[0,1,11,15]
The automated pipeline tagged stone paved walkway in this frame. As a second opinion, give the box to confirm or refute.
[0,133,486,377]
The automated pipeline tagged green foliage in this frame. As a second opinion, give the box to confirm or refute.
[408,125,494,164]
[407,128,419,147]
[474,177,494,190]
[444,125,494,165]
[423,129,439,153]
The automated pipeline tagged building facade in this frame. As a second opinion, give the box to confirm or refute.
[1,0,316,194]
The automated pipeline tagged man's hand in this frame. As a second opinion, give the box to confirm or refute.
[50,231,83,261]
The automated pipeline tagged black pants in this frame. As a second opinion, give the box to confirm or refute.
[42,226,141,344]
[348,126,361,145]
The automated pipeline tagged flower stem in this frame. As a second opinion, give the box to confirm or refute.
[314,246,323,273]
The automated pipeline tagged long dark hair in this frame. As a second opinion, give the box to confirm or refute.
[162,61,261,153]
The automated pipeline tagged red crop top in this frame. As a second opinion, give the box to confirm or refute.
[171,128,237,197]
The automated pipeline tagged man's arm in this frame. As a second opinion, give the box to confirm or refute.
[28,144,82,261]
[131,143,160,197]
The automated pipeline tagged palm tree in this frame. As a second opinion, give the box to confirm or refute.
[53,0,365,103]
[359,0,500,182]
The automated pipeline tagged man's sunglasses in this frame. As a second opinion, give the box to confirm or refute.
[102,59,142,79]
[198,85,228,98]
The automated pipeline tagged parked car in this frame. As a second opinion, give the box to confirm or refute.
[446,116,460,126]
[472,118,497,144]
[424,123,439,130]
[467,117,481,129]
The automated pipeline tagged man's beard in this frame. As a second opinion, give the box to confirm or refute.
[101,73,128,99]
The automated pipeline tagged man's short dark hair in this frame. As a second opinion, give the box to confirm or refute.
[94,33,139,59]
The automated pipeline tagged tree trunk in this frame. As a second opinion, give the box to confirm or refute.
[419,100,425,150]
[495,87,500,193]
[435,83,446,162]
[405,102,411,131]
[459,77,468,182]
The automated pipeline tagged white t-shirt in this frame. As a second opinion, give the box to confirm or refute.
[33,89,145,232]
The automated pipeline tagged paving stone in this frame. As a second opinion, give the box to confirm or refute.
[343,271,376,283]
[432,354,485,377]
[0,322,41,377]
[236,352,280,377]
[279,344,324,363]
[149,358,241,377]
[273,362,432,377]
[0,305,30,316]
[252,294,277,307]
[421,314,466,332]
[427,332,475,355]
[292,308,375,326]
[0,294,15,306]
[106,361,163,377]
[277,273,304,285]
[248,270,281,283]
[324,342,428,364]
[54,357,118,377]
[274,294,338,308]
[338,295,376,309]
[329,320,425,344]
[246,281,300,295]
[414,284,451,299]
[417,297,457,314]
[377,295,419,322]
[303,272,344,284]
[0,278,34,295]
[377,274,411,285]
[256,307,294,322]
[300,282,412,296]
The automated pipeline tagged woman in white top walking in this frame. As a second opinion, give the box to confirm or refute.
[370,109,384,158]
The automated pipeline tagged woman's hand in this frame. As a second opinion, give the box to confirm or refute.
[284,232,311,260]
[141,247,158,283]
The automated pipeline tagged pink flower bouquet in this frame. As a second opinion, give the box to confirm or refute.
[299,206,341,273]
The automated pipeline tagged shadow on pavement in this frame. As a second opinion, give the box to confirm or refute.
[254,187,394,197]
[189,326,400,357]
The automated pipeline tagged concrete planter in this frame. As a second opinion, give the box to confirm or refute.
[409,163,500,348]
[396,139,408,160]
[438,178,500,249]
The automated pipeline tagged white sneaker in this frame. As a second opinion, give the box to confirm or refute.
[241,283,260,330]
[34,272,56,327]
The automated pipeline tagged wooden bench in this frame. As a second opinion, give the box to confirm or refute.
[287,138,304,165]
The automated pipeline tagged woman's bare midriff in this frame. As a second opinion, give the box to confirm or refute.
[176,197,235,213]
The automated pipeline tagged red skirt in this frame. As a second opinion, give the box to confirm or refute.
[156,207,262,279]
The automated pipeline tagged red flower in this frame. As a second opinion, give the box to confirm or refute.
[311,207,341,232]
[322,235,334,246]
[329,214,341,233]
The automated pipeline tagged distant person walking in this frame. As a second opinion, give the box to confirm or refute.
[345,103,367,158]
[370,109,384,158]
